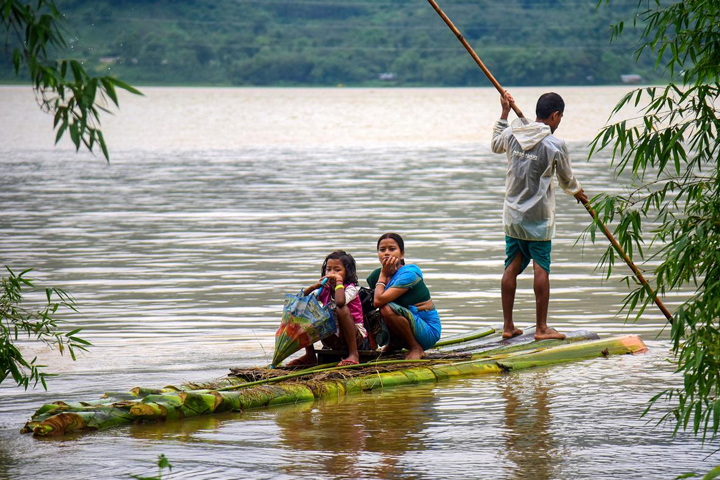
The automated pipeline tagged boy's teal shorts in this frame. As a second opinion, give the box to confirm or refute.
[505,235,552,274]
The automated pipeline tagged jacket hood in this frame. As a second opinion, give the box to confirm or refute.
[511,119,551,151]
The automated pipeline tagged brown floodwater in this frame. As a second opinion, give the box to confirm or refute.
[0,85,712,479]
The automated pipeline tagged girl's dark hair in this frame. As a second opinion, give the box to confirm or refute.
[376,232,406,265]
[321,250,358,284]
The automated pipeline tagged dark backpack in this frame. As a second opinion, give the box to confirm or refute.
[358,287,389,348]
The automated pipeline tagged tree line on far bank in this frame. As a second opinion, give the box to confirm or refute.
[0,0,665,87]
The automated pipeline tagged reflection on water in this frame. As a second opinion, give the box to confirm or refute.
[501,374,558,480]
[0,87,712,478]
[275,389,434,480]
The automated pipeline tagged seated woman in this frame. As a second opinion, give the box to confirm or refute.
[367,233,441,359]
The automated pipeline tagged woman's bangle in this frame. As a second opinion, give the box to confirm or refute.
[334,284,345,290]
[376,281,386,288]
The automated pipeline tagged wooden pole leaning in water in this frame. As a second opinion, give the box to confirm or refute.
[426,0,673,324]
[424,0,524,118]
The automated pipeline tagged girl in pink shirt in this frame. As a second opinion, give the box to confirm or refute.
[288,250,368,367]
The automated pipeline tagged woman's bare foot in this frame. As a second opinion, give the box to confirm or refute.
[404,347,425,360]
[534,327,566,340]
[286,353,317,367]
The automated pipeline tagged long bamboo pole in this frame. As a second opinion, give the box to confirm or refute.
[426,0,673,324]
[425,0,523,118]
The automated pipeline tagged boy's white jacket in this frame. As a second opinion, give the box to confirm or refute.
[491,118,582,241]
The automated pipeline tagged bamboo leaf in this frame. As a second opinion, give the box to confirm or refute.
[12,48,21,73]
[100,77,118,107]
[702,466,720,480]
[69,60,85,84]
[108,77,143,96]
[69,122,80,150]
[69,336,92,346]
[54,121,67,144]
[97,130,109,161]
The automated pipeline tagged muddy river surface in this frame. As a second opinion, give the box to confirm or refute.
[0,86,711,479]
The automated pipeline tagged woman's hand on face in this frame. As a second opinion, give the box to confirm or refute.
[325,275,338,289]
[380,255,399,278]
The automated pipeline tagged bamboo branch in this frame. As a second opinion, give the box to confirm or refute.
[582,199,674,323]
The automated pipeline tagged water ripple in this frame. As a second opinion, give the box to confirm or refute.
[0,89,700,478]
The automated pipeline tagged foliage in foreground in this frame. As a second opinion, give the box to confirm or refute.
[0,267,90,389]
[590,0,720,443]
[131,454,172,480]
[0,0,141,160]
[676,465,720,480]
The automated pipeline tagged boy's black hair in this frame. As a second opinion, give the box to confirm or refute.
[322,250,358,284]
[376,232,406,265]
[536,92,565,119]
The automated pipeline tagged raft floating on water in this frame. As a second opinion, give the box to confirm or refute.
[21,326,646,437]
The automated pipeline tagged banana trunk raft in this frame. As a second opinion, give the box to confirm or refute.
[22,327,647,437]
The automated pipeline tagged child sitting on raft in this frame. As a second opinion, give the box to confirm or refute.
[287,250,369,367]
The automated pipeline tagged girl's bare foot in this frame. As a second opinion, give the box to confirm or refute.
[405,348,424,360]
[344,352,360,365]
[503,328,523,339]
[534,327,566,340]
[286,353,317,367]
[337,358,359,367]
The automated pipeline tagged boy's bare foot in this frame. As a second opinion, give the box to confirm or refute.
[404,347,424,360]
[503,328,524,339]
[534,327,566,340]
[286,353,317,367]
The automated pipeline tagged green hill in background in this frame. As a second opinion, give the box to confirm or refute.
[1,0,663,87]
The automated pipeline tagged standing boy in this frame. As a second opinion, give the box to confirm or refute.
[491,92,588,340]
